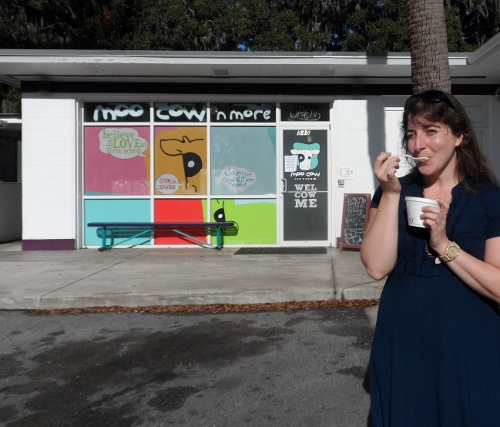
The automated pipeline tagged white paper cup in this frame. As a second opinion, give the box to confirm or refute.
[405,196,439,228]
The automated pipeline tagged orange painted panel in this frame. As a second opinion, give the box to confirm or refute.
[154,127,207,195]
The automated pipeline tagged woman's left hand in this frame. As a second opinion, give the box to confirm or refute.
[422,198,451,255]
[422,199,500,303]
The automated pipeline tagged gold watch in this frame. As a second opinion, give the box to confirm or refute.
[438,241,460,263]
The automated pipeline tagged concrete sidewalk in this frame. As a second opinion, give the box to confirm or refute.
[0,241,384,310]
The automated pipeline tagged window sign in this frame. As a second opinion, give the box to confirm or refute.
[84,102,150,122]
[280,103,330,122]
[154,126,207,195]
[154,103,207,122]
[211,103,276,123]
[211,126,276,195]
[84,126,150,196]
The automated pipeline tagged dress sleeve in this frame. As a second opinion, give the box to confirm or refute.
[370,185,383,209]
[486,187,500,239]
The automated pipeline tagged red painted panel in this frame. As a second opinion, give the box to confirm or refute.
[154,199,206,245]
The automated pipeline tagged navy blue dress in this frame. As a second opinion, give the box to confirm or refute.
[369,178,500,427]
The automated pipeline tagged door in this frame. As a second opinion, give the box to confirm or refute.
[280,127,330,245]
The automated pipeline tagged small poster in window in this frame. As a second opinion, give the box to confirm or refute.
[285,155,297,172]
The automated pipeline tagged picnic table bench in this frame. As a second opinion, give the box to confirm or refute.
[88,221,235,251]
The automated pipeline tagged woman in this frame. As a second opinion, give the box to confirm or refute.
[361,90,500,427]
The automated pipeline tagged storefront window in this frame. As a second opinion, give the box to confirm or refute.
[84,126,150,196]
[82,102,279,247]
[84,199,152,247]
[154,198,208,245]
[154,126,207,195]
[210,126,276,195]
[210,198,276,244]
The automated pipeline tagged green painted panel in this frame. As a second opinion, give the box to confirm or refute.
[211,199,276,245]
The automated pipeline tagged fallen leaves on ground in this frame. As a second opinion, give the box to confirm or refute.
[30,299,379,315]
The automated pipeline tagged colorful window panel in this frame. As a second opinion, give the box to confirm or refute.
[84,126,150,196]
[210,127,276,196]
[154,126,207,195]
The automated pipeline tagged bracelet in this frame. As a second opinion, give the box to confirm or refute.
[425,242,460,265]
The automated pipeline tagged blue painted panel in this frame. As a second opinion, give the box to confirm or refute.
[84,199,151,246]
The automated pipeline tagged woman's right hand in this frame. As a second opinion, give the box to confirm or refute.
[361,152,401,279]
[374,152,401,194]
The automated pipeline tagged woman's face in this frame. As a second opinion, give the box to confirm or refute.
[406,114,463,179]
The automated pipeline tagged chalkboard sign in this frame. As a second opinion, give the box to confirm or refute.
[339,193,371,251]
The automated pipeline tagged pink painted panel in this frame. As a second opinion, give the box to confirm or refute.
[84,126,150,195]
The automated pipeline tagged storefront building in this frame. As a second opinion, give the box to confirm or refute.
[1,36,500,250]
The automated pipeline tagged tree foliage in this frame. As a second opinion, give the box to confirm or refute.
[456,0,500,48]
[343,0,410,52]
[1,0,499,112]
[1,0,498,53]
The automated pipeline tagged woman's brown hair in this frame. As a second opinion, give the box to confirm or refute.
[402,90,497,191]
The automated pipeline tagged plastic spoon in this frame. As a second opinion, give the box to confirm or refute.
[398,154,429,162]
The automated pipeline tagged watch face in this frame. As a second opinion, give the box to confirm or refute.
[447,245,459,257]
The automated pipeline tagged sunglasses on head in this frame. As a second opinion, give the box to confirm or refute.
[407,90,455,110]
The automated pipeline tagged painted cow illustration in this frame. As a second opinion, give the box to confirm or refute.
[159,135,204,192]
[290,142,321,171]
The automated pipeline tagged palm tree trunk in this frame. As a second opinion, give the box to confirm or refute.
[407,0,451,93]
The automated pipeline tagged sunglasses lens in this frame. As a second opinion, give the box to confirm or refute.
[408,90,455,110]
[421,90,445,103]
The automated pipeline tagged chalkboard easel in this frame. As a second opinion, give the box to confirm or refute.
[339,193,371,251]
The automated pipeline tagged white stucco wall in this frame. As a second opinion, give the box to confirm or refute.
[469,95,500,179]
[461,96,491,166]
[332,97,385,242]
[490,98,500,178]
[21,95,76,241]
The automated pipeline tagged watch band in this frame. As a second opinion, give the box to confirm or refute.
[438,241,460,263]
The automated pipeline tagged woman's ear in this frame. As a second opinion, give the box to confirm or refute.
[455,133,464,147]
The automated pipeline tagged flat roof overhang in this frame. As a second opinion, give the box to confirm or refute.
[0,32,499,88]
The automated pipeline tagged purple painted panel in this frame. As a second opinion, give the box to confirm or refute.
[22,240,75,251]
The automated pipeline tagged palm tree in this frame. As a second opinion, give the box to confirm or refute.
[407,0,451,93]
